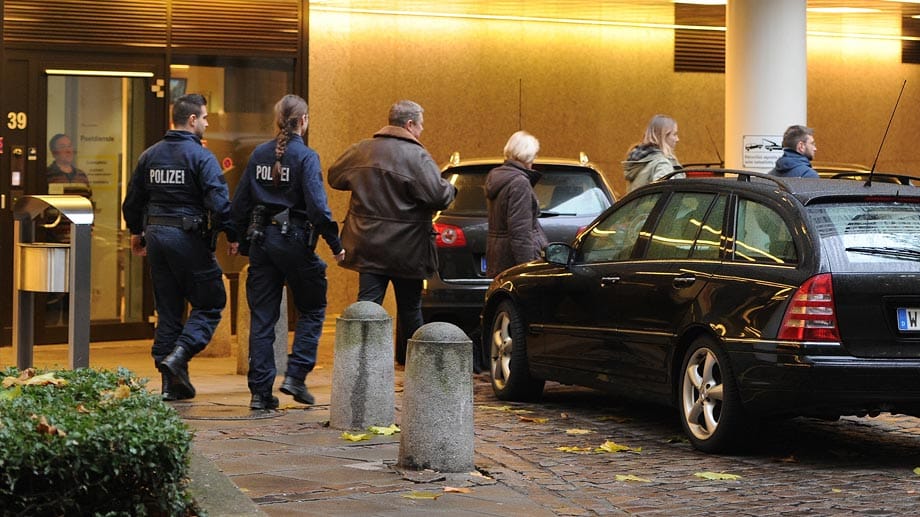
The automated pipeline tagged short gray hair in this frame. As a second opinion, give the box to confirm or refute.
[503,130,540,164]
[389,100,424,127]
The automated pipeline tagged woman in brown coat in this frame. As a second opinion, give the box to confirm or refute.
[485,130,548,277]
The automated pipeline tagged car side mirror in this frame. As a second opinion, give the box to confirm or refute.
[544,242,573,266]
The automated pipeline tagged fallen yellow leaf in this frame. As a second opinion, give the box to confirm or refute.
[694,471,742,481]
[519,416,547,423]
[444,486,472,494]
[113,385,131,400]
[341,432,371,442]
[368,424,400,436]
[402,491,441,500]
[476,405,512,412]
[596,440,641,454]
[913,467,920,476]
[615,474,651,483]
[565,429,594,435]
[556,446,595,454]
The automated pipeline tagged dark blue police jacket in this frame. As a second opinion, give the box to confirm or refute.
[122,130,236,240]
[230,134,342,254]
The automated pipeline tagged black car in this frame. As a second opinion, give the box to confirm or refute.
[481,169,920,453]
[420,153,615,352]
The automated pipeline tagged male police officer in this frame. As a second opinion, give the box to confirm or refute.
[123,93,238,400]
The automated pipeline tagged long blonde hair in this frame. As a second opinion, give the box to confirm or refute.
[640,114,678,158]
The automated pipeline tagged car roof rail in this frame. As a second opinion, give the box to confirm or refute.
[661,167,793,193]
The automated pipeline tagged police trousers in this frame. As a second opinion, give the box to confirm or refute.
[246,225,327,394]
[145,224,226,365]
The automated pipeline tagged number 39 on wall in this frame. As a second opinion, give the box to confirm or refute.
[7,112,27,130]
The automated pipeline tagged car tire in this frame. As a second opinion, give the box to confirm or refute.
[678,336,750,453]
[488,300,544,401]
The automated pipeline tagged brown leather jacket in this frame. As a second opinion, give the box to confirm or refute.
[328,126,456,279]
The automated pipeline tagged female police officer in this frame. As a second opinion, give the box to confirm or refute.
[231,94,344,410]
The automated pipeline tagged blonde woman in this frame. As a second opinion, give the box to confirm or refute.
[623,114,684,192]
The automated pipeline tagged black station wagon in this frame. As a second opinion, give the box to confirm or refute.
[481,170,920,453]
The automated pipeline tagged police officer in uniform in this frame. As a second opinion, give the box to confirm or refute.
[122,93,238,401]
[231,94,344,410]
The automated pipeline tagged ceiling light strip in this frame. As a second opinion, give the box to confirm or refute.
[45,69,155,77]
[312,6,920,42]
[311,6,725,32]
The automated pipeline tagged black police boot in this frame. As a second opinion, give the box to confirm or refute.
[160,372,178,401]
[250,392,279,410]
[159,347,196,400]
[280,376,315,405]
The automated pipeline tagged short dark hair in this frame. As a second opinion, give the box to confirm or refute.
[49,133,69,152]
[172,93,207,126]
[782,125,814,149]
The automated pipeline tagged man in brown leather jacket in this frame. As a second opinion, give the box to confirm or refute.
[329,100,456,364]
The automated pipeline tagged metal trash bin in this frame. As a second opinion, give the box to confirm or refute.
[12,195,93,369]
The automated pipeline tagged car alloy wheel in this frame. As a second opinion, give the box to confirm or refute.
[679,336,748,453]
[488,300,544,401]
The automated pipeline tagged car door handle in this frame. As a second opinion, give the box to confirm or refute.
[672,274,696,289]
[600,276,620,287]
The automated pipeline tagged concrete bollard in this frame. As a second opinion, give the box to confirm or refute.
[235,264,289,376]
[199,274,232,358]
[398,322,474,473]
[330,301,394,430]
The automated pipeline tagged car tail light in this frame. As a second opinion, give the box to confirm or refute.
[434,223,467,248]
[777,273,840,342]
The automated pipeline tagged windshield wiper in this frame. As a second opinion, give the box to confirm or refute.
[845,246,920,261]
[540,211,575,217]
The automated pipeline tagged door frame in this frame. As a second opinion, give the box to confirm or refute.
[1,50,167,346]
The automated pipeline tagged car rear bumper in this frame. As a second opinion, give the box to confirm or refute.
[728,342,920,418]
[420,276,489,330]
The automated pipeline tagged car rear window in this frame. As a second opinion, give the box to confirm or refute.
[808,201,920,272]
[441,164,611,216]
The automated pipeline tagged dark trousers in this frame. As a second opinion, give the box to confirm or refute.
[247,225,327,394]
[357,272,423,362]
[145,225,226,365]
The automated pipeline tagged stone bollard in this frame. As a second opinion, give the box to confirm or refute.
[398,322,474,473]
[199,275,232,358]
[235,264,289,376]
[330,301,394,430]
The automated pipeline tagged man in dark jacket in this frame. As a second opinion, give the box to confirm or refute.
[328,100,456,364]
[122,93,238,401]
[769,125,819,178]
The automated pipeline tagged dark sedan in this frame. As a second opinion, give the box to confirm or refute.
[481,170,920,453]
[419,153,615,365]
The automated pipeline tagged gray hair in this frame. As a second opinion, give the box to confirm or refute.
[388,100,424,127]
[503,130,540,164]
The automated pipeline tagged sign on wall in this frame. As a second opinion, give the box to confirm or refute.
[742,135,784,170]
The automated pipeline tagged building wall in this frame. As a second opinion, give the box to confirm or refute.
[308,10,920,316]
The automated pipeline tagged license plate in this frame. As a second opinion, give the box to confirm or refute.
[897,307,920,331]
[480,256,487,274]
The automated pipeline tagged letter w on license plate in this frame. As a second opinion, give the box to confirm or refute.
[897,308,920,331]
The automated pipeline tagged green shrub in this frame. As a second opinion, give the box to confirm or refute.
[0,367,198,516]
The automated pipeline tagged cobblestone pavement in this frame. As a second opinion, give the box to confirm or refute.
[474,378,920,516]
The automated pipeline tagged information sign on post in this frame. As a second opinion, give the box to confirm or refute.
[742,135,784,170]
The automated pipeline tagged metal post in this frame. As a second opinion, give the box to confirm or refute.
[69,221,92,368]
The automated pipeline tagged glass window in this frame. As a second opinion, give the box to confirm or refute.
[579,193,661,263]
[646,192,717,260]
[734,199,797,264]
[690,195,726,260]
[809,201,920,272]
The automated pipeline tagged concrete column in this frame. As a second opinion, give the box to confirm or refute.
[330,301,395,430]
[725,0,807,171]
[398,322,474,473]
[199,274,232,358]
[235,264,289,376]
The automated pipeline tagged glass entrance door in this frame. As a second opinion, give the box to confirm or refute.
[40,74,149,341]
